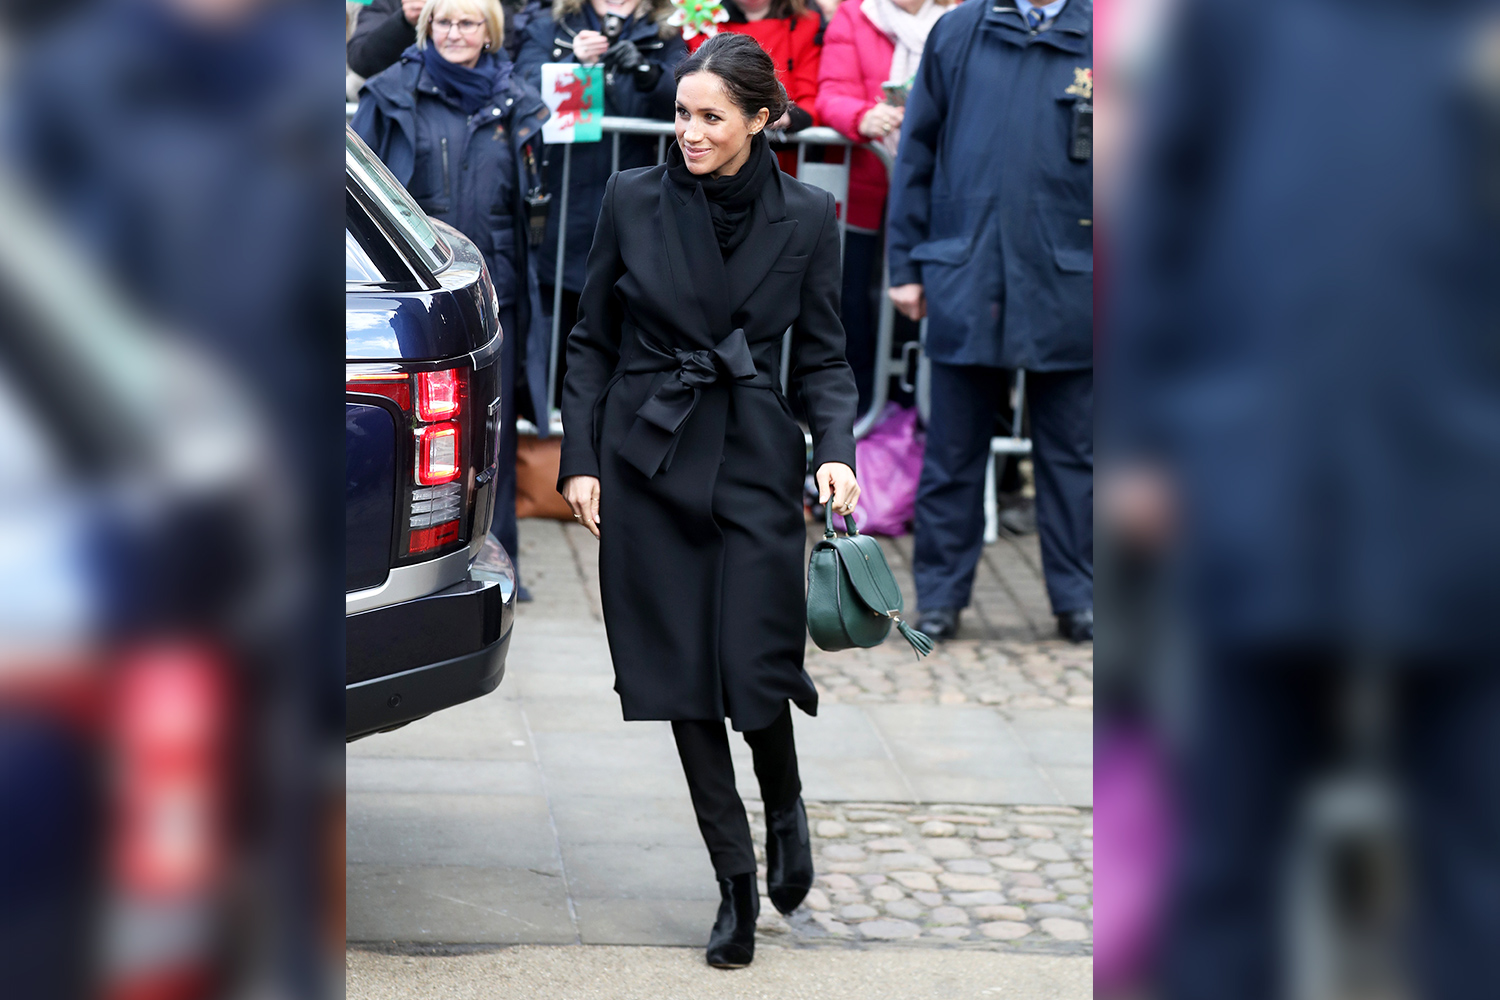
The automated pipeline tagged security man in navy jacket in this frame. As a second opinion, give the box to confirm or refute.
[887,0,1093,642]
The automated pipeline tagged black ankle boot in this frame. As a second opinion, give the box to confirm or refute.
[705,872,758,968]
[765,796,815,914]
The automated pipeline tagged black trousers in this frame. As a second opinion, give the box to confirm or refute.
[672,703,802,879]
[913,362,1093,615]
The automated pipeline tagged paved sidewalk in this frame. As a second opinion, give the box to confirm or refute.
[347,945,1092,1000]
[347,519,1091,963]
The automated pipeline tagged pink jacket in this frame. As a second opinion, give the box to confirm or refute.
[815,1,894,231]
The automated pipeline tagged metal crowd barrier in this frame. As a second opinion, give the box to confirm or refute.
[348,102,1033,537]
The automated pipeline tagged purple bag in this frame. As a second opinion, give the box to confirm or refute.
[1094,723,1176,994]
[852,404,925,536]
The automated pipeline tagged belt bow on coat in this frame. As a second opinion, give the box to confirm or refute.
[617,327,770,478]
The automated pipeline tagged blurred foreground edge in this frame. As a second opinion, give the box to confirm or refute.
[1097,1,1500,999]
[0,1,345,998]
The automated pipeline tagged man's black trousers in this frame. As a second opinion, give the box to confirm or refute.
[912,362,1094,616]
[672,703,802,879]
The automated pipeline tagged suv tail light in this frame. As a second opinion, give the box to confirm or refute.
[415,422,460,485]
[416,369,460,421]
[112,645,227,899]
[346,364,478,561]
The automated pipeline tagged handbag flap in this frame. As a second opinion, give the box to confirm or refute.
[828,535,905,616]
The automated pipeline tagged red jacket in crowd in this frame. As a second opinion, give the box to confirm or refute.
[815,1,894,230]
[687,9,824,125]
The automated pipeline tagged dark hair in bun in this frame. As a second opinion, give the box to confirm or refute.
[674,33,789,124]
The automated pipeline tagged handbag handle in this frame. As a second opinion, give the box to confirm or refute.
[823,503,860,539]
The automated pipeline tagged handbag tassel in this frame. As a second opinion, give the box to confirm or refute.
[894,616,934,658]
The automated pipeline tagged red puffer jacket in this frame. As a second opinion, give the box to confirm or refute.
[687,11,824,124]
[815,1,893,230]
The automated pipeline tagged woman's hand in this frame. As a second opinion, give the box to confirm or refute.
[573,30,611,65]
[562,474,602,538]
[858,102,904,139]
[816,463,861,516]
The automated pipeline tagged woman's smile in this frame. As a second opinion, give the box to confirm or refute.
[674,71,765,178]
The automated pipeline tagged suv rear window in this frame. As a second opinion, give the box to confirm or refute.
[346,129,450,275]
[346,229,384,283]
[346,190,421,288]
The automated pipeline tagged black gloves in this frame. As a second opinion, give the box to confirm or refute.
[603,38,644,72]
[632,63,663,91]
[603,39,663,91]
[785,104,814,133]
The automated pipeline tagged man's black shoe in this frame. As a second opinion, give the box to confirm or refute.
[1057,608,1093,643]
[915,607,960,642]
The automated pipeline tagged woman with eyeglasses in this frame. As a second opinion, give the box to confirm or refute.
[353,0,552,599]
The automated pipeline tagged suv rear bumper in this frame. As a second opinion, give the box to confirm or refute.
[345,574,514,740]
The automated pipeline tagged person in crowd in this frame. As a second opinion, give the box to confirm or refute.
[352,0,551,600]
[349,0,544,80]
[348,2,366,101]
[1107,2,1500,997]
[888,0,1093,642]
[816,0,948,412]
[687,0,823,141]
[515,0,687,389]
[557,34,860,969]
[808,0,841,21]
[347,0,425,80]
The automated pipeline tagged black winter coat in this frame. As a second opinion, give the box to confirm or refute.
[515,8,687,291]
[352,48,553,425]
[346,0,413,80]
[558,163,858,732]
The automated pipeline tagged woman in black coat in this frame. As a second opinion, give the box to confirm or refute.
[558,33,860,969]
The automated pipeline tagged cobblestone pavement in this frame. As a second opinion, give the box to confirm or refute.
[806,639,1094,710]
[746,801,1092,953]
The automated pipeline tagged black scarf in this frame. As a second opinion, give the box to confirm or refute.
[420,46,511,116]
[666,131,775,256]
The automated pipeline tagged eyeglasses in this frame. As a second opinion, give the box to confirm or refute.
[432,18,485,35]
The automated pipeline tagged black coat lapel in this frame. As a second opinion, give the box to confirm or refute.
[725,171,797,316]
[658,172,732,347]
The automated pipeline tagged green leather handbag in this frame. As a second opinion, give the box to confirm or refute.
[806,506,934,657]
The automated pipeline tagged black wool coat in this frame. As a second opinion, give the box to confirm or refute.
[558,161,858,732]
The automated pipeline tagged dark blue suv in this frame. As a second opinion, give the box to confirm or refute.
[345,127,516,741]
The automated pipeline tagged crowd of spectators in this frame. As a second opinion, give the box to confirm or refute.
[349,0,953,419]
[349,0,1094,641]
